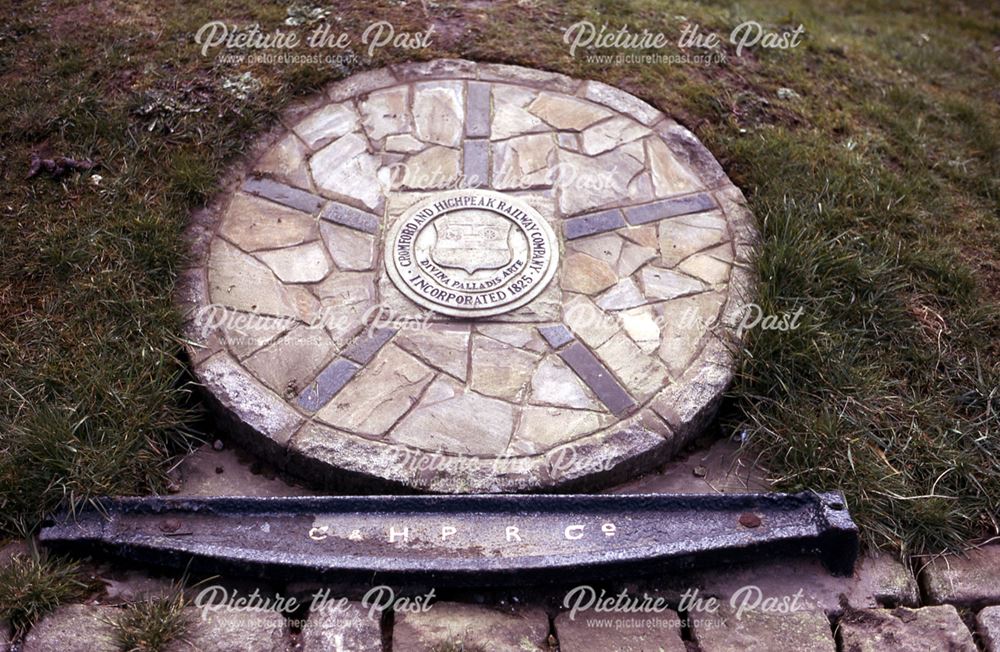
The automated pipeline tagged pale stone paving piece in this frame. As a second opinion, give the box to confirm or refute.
[596,277,647,311]
[490,84,546,140]
[312,272,376,344]
[678,248,733,285]
[527,92,612,131]
[641,267,706,300]
[218,193,318,252]
[254,132,313,189]
[622,224,658,248]
[393,602,550,652]
[208,240,319,320]
[564,294,620,347]
[292,102,360,150]
[838,606,976,652]
[476,323,547,352]
[647,136,703,196]
[620,305,661,353]
[555,609,686,652]
[21,605,119,652]
[400,146,461,190]
[310,133,384,210]
[509,406,614,455]
[617,241,657,277]
[244,325,336,397]
[568,233,623,267]
[920,544,1000,608]
[165,608,290,652]
[580,116,652,155]
[557,132,580,151]
[395,324,471,381]
[221,310,294,360]
[530,354,602,410]
[627,170,656,205]
[492,133,556,189]
[300,602,381,652]
[384,133,425,153]
[316,345,435,437]
[412,81,464,147]
[390,377,515,455]
[640,553,920,617]
[560,252,619,295]
[583,80,661,125]
[557,147,644,215]
[978,607,1000,652]
[658,209,729,267]
[658,292,725,376]
[255,241,331,283]
[471,335,542,400]
[692,606,835,652]
[327,67,396,102]
[358,86,410,140]
[320,222,375,271]
[596,331,670,401]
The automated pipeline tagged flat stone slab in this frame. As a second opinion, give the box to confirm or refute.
[627,552,918,618]
[21,605,120,652]
[693,606,835,651]
[166,608,289,652]
[837,606,976,652]
[978,606,1000,652]
[555,609,685,651]
[300,602,381,652]
[920,544,1000,608]
[181,59,757,492]
[392,602,550,651]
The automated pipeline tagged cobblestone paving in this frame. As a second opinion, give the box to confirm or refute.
[178,60,758,492]
[17,545,1000,651]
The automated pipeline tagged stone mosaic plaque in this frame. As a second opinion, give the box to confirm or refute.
[178,60,758,493]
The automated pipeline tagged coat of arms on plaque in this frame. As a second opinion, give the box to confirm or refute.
[430,210,514,274]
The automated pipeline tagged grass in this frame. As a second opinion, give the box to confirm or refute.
[0,552,94,636]
[112,590,191,652]
[0,0,997,557]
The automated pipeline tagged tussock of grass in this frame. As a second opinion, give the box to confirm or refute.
[0,553,93,637]
[112,589,191,652]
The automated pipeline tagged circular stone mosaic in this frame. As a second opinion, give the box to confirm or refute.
[177,59,758,493]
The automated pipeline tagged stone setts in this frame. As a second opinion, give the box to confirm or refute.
[837,605,977,652]
[920,544,1000,608]
[180,59,758,492]
[392,602,550,652]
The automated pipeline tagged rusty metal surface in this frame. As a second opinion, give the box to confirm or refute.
[40,492,859,584]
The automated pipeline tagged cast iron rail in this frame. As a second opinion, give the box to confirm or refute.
[40,492,859,584]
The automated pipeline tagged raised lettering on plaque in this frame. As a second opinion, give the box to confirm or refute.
[385,190,559,317]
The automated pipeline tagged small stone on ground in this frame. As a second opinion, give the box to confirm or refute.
[837,605,976,652]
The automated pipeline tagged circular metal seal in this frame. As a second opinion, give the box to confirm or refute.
[385,189,559,318]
